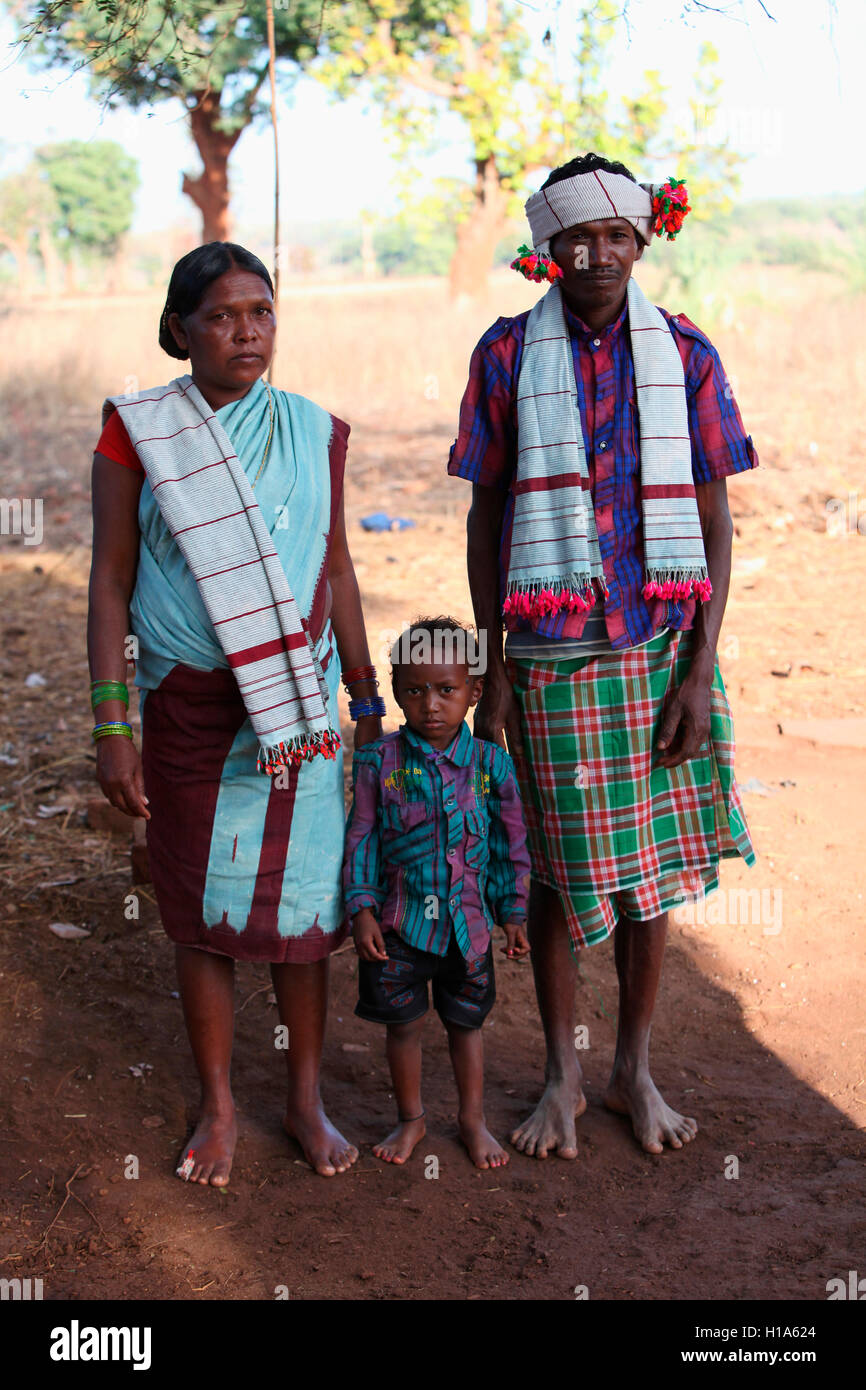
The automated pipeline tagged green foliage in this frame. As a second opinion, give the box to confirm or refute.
[371,179,468,275]
[34,140,139,257]
[0,164,56,243]
[11,0,327,126]
[649,192,866,310]
[319,4,742,218]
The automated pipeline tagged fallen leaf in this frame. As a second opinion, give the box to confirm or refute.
[49,922,91,940]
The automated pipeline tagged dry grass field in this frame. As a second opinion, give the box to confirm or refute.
[1,266,865,1302]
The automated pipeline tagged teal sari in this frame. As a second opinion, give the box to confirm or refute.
[133,378,351,962]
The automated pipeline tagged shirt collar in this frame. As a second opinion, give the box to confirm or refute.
[400,720,475,767]
[562,292,628,343]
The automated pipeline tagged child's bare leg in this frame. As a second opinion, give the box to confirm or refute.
[174,945,237,1187]
[446,1022,508,1169]
[271,958,358,1177]
[373,1017,427,1164]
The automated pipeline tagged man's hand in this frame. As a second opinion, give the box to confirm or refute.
[473,665,522,755]
[656,659,713,768]
[351,907,388,961]
[500,920,531,959]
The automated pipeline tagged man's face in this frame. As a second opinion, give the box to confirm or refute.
[550,217,645,319]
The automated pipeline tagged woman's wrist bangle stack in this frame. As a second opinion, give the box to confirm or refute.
[90,679,129,711]
[348,696,386,721]
[92,721,133,742]
[341,665,378,690]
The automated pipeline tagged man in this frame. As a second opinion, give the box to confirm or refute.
[448,152,756,1157]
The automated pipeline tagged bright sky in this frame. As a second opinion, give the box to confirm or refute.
[0,0,861,237]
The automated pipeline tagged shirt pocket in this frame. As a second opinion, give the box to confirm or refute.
[380,798,435,866]
[463,806,489,871]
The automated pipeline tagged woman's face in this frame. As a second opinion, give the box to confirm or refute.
[168,269,276,395]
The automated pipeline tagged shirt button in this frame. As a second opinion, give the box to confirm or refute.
[592,337,601,346]
[598,441,607,451]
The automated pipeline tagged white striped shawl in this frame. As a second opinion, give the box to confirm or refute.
[505,280,711,623]
[103,375,340,774]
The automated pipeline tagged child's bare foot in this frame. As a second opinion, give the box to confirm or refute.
[373,1114,426,1164]
[283,1103,358,1177]
[459,1116,509,1169]
[604,1066,698,1154]
[177,1107,237,1187]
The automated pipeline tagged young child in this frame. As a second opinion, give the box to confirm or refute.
[343,616,531,1169]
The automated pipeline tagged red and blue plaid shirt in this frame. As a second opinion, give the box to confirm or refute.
[447,294,758,649]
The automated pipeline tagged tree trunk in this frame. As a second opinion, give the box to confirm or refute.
[37,222,63,298]
[182,90,246,243]
[0,235,34,294]
[448,155,509,301]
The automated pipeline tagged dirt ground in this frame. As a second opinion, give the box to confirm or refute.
[1,299,865,1302]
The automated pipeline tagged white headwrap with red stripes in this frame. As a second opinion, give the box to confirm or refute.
[525,169,655,253]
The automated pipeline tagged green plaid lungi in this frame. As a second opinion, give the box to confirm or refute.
[505,628,755,952]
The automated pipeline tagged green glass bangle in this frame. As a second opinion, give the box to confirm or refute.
[90,680,129,711]
[92,722,133,742]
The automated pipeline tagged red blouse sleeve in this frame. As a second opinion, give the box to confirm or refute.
[94,410,144,474]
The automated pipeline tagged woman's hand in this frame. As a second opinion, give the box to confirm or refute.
[353,714,383,750]
[352,908,388,962]
[96,736,150,819]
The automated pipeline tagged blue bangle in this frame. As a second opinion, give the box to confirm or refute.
[348,695,386,721]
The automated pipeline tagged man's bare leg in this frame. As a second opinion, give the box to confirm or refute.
[604,911,698,1153]
[510,880,585,1159]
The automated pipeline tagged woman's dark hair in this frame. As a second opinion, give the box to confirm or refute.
[541,151,637,190]
[158,242,274,360]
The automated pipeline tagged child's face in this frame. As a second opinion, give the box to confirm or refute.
[393,661,483,750]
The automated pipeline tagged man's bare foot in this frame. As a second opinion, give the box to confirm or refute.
[459,1117,509,1169]
[373,1115,426,1165]
[283,1104,359,1177]
[510,1078,586,1159]
[604,1068,698,1154]
[177,1108,237,1187]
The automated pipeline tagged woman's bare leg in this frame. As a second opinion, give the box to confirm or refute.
[271,957,358,1177]
[174,944,237,1187]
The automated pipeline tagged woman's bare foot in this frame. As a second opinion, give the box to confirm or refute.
[373,1115,426,1165]
[177,1107,237,1187]
[459,1116,509,1169]
[604,1067,698,1154]
[283,1103,359,1177]
[510,1077,586,1159]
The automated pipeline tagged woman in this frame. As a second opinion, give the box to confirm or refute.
[88,242,383,1184]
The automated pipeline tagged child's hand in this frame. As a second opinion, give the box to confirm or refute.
[500,921,531,959]
[352,908,388,962]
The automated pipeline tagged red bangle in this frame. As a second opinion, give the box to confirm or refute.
[341,665,377,688]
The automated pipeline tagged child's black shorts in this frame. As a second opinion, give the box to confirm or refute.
[356,930,495,1030]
